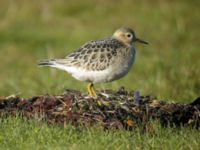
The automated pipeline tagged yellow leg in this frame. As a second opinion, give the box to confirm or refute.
[87,83,93,97]
[91,84,97,97]
[87,83,97,97]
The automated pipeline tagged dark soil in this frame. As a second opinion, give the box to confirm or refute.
[0,87,200,130]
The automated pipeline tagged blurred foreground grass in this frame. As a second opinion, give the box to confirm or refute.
[0,117,200,150]
[0,0,199,102]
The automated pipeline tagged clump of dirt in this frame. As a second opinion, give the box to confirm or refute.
[0,87,200,130]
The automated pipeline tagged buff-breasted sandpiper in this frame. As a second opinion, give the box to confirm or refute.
[39,27,148,97]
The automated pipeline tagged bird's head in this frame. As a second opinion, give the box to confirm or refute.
[112,27,148,46]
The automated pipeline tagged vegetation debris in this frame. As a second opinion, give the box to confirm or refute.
[0,87,199,130]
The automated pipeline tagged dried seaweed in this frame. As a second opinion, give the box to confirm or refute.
[0,87,200,130]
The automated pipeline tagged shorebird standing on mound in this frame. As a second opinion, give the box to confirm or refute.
[39,27,148,97]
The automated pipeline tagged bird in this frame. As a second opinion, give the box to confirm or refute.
[38,27,148,97]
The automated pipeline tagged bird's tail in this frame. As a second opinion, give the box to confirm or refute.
[38,59,71,72]
[38,59,57,67]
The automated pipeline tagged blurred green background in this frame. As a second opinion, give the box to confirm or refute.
[0,0,199,102]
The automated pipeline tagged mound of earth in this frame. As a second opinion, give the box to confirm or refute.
[0,87,200,130]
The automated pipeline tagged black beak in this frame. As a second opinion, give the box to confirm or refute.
[135,38,148,44]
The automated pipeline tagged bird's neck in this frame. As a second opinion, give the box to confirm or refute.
[111,36,131,47]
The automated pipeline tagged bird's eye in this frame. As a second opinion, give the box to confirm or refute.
[126,33,132,38]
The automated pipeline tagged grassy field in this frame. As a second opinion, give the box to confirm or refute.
[0,0,200,149]
[0,117,200,150]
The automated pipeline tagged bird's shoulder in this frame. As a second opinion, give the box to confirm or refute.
[66,38,124,58]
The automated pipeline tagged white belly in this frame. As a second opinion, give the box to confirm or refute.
[71,68,113,83]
